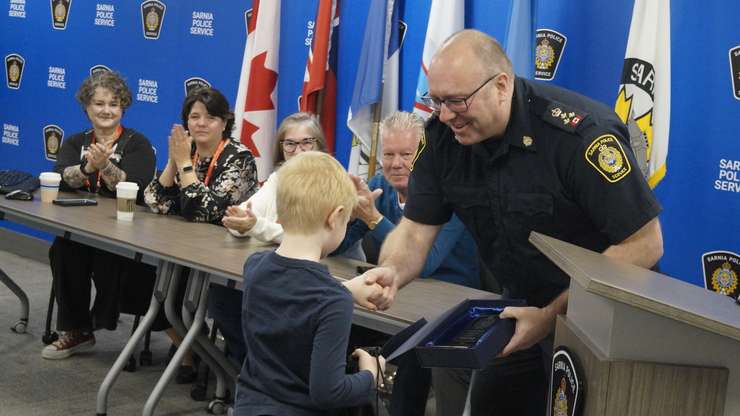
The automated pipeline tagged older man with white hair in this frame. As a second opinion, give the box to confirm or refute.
[334,110,480,416]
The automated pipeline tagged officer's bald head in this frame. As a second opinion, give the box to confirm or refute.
[428,29,516,145]
[434,29,514,79]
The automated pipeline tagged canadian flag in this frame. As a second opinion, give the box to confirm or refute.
[233,0,280,182]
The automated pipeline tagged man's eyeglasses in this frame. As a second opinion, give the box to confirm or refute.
[281,137,317,152]
[419,74,499,113]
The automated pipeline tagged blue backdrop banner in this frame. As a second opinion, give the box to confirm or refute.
[1,0,738,289]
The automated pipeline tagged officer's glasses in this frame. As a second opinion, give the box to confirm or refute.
[281,138,317,152]
[420,74,500,113]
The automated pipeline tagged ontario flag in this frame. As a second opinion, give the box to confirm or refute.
[299,0,339,153]
[233,0,280,182]
[614,0,671,188]
[412,0,464,120]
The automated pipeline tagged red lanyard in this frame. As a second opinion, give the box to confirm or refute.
[191,139,227,187]
[86,125,123,192]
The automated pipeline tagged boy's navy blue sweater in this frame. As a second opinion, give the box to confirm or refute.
[234,251,373,416]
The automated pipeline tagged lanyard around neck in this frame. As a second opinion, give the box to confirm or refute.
[192,138,227,187]
[86,125,124,192]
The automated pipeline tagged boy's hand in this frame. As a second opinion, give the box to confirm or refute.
[343,276,383,311]
[361,267,399,311]
[352,349,386,387]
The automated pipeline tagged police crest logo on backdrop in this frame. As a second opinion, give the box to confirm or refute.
[730,45,740,100]
[549,347,584,416]
[89,64,112,77]
[184,77,211,96]
[535,29,567,81]
[5,54,25,90]
[141,0,165,40]
[43,125,64,161]
[50,0,71,30]
[702,251,740,299]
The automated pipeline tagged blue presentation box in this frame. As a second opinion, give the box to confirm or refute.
[385,299,525,369]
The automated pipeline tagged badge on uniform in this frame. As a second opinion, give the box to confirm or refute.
[585,134,632,183]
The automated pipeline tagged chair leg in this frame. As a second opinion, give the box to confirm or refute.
[140,328,153,366]
[123,315,141,372]
[0,268,30,334]
[191,322,218,402]
[42,284,58,345]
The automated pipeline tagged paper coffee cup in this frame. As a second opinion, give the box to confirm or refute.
[115,181,139,221]
[39,172,62,203]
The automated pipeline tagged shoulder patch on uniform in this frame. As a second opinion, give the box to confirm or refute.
[542,102,588,133]
[585,134,632,183]
[410,129,427,171]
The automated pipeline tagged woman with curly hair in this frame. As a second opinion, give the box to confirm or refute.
[42,70,157,359]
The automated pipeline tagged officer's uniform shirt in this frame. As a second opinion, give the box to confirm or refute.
[405,77,662,308]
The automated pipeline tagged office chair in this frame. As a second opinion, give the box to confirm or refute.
[0,268,29,334]
[42,251,156,373]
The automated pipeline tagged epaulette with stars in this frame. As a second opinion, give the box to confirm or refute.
[540,101,590,134]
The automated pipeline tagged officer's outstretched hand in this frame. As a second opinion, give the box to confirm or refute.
[498,306,557,357]
[343,276,382,311]
[361,266,399,311]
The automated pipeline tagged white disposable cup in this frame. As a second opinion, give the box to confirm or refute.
[39,172,62,203]
[115,182,139,221]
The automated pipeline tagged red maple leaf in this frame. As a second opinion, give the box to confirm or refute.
[240,51,277,154]
[240,120,260,157]
[245,52,277,111]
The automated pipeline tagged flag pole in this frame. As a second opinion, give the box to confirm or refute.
[315,89,325,120]
[368,102,381,177]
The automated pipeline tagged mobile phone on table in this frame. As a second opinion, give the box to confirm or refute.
[52,198,98,206]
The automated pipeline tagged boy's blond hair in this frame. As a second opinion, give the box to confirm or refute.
[276,151,357,234]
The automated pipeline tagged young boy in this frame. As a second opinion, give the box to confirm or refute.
[235,152,386,415]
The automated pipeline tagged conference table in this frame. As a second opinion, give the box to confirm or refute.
[0,192,497,415]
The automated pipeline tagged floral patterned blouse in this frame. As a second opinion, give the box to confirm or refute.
[144,138,258,224]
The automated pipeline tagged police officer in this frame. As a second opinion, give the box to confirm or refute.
[360,29,663,415]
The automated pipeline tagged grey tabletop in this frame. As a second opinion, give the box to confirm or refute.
[0,191,497,333]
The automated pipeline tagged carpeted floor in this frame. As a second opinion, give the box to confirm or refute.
[0,248,210,416]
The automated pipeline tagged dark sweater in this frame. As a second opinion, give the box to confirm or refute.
[235,251,373,416]
[54,127,155,204]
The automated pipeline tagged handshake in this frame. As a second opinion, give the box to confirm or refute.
[343,266,399,312]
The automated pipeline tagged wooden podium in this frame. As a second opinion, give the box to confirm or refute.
[530,232,740,416]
